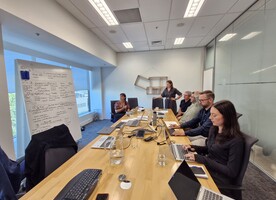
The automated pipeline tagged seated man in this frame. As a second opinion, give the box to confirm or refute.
[179,91,202,124]
[0,146,25,200]
[176,91,192,118]
[171,90,214,146]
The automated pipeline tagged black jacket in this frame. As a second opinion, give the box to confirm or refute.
[25,124,78,191]
[193,126,244,185]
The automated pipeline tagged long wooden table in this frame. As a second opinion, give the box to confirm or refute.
[21,109,219,200]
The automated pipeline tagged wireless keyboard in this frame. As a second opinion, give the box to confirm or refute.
[54,169,102,200]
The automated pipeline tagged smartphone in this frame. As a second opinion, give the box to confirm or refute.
[96,193,109,200]
[136,129,145,139]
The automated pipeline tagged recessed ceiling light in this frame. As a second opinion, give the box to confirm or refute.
[184,0,205,18]
[219,33,237,42]
[241,31,261,40]
[123,42,133,49]
[174,37,185,45]
[88,0,119,26]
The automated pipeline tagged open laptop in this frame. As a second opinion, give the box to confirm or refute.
[169,160,233,200]
[97,126,116,135]
[125,111,145,127]
[91,126,124,149]
[161,119,188,161]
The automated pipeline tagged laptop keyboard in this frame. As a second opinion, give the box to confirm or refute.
[126,120,140,127]
[99,136,114,148]
[202,190,223,200]
[171,144,188,160]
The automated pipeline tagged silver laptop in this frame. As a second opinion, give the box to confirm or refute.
[169,160,233,200]
[97,126,115,135]
[125,111,145,127]
[161,119,188,161]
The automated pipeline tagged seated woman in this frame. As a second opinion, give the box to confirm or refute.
[114,93,130,122]
[184,100,244,191]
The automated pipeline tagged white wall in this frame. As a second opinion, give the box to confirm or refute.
[0,25,15,159]
[102,48,204,119]
[0,0,116,66]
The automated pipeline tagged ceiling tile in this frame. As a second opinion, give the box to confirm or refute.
[144,21,169,43]
[229,0,256,13]
[165,38,174,49]
[106,0,139,11]
[98,26,129,43]
[173,37,203,48]
[198,0,239,16]
[139,0,171,22]
[150,45,165,51]
[187,15,223,37]
[170,0,189,19]
[121,23,147,42]
[91,27,113,44]
[132,41,150,51]
[167,18,194,38]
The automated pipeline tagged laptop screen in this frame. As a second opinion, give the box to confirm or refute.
[168,160,201,200]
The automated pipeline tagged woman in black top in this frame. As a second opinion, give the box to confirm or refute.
[155,80,182,114]
[184,100,244,188]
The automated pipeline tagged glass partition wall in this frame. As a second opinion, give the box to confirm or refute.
[214,0,276,180]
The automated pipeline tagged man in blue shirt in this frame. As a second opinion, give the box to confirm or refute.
[0,146,24,200]
[171,90,214,145]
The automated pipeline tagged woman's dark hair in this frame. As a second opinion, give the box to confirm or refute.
[213,100,243,139]
[166,80,173,88]
[120,93,126,102]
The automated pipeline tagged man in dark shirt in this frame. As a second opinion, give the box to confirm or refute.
[171,90,214,146]
[176,91,192,118]
[0,146,24,200]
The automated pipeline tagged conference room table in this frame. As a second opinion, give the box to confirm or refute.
[21,109,219,200]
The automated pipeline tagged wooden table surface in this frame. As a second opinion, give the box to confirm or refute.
[21,109,219,200]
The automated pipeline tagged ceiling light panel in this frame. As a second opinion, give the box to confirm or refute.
[184,0,205,18]
[174,37,185,45]
[241,31,261,40]
[123,42,133,48]
[219,33,237,42]
[88,0,119,26]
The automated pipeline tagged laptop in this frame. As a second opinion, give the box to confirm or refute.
[169,160,233,200]
[92,126,124,149]
[162,119,188,161]
[125,111,145,127]
[97,126,116,135]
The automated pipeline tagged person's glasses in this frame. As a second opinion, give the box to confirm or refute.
[199,98,209,102]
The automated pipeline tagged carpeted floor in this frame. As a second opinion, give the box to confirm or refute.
[79,120,276,200]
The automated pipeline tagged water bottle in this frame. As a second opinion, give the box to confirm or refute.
[153,111,157,126]
[109,129,124,165]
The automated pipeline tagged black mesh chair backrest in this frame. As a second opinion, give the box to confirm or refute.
[234,133,258,186]
[128,98,138,109]
[45,147,76,177]
[152,98,164,109]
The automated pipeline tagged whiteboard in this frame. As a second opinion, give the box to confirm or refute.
[16,59,81,141]
[203,68,213,91]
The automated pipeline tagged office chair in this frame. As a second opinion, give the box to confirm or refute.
[25,124,78,191]
[110,100,118,122]
[218,133,258,200]
[128,97,138,109]
[236,112,243,119]
[152,98,164,109]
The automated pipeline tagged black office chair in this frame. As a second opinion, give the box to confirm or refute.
[236,112,243,119]
[218,133,258,200]
[128,97,138,109]
[152,98,164,109]
[110,100,118,122]
[25,124,78,191]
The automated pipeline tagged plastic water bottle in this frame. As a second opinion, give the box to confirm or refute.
[109,129,124,165]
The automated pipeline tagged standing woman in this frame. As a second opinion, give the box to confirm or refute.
[114,93,130,122]
[155,80,182,114]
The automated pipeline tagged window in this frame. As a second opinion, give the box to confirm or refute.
[71,67,90,115]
